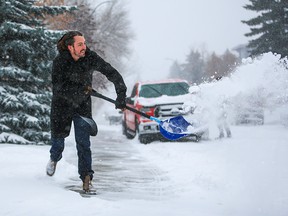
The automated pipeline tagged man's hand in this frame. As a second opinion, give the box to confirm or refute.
[115,93,126,111]
[84,86,93,95]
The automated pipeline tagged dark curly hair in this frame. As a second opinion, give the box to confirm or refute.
[57,31,83,53]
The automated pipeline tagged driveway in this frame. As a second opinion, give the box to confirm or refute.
[78,129,173,200]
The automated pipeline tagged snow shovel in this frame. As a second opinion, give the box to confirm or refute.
[91,89,197,141]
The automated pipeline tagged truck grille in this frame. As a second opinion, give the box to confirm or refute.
[155,103,184,118]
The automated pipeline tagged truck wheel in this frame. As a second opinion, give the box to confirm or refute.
[122,120,135,139]
[121,120,126,135]
[139,134,152,144]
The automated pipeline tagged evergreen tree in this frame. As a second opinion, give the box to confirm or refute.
[182,49,205,84]
[242,0,288,57]
[0,0,75,144]
[168,60,182,79]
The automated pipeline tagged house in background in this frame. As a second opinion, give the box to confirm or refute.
[232,44,251,59]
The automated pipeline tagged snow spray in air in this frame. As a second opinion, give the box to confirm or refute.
[183,52,288,138]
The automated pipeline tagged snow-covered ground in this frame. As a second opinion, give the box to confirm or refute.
[0,121,287,216]
[0,52,287,216]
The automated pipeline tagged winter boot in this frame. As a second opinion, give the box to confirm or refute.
[83,175,92,192]
[218,132,224,139]
[227,130,232,138]
[46,159,57,176]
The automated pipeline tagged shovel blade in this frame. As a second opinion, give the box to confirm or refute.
[159,116,194,140]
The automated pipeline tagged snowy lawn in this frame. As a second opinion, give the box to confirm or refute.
[0,123,287,216]
[134,124,288,216]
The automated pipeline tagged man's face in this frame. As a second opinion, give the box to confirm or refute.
[68,36,86,60]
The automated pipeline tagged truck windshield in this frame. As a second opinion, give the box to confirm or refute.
[139,82,190,98]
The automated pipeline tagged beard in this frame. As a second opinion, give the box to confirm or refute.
[74,49,86,58]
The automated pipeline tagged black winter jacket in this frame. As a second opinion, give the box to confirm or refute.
[50,48,127,138]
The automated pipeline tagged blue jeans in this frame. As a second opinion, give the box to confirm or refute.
[49,115,94,181]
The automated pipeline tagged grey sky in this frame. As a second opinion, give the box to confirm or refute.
[127,0,255,80]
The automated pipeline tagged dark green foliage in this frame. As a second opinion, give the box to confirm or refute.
[242,0,288,57]
[0,0,76,144]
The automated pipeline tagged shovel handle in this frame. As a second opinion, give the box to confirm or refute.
[91,89,153,120]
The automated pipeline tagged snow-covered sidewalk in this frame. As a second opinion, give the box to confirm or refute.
[0,123,287,216]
